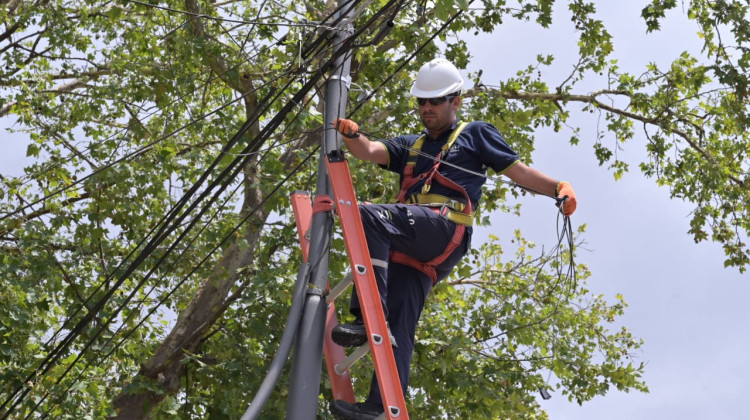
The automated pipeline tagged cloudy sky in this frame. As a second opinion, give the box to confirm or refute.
[467,2,749,420]
[2,2,748,420]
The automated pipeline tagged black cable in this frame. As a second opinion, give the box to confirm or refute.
[90,132,320,367]
[1,0,360,221]
[1,0,368,203]
[38,143,320,420]
[3,0,366,208]
[23,9,341,371]
[3,50,318,419]
[240,261,310,420]
[36,82,328,417]
[8,4,384,412]
[36,175,248,419]
[6,0,408,414]
[10,69,313,418]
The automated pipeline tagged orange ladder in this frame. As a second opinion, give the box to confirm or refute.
[290,150,408,419]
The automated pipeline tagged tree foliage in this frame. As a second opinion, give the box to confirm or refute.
[0,0,746,418]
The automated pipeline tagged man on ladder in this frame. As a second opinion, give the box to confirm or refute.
[329,58,578,419]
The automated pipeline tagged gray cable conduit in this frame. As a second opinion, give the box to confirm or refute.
[241,262,311,420]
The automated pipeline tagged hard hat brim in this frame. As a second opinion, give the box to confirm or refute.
[409,82,463,98]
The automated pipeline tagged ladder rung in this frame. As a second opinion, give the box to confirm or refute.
[332,329,397,375]
[327,271,354,304]
[334,342,370,375]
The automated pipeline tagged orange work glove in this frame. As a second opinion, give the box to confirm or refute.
[335,118,360,139]
[556,181,577,216]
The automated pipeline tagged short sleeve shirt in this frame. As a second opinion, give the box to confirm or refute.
[378,120,519,209]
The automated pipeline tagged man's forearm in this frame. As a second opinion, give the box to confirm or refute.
[505,162,559,197]
[342,134,388,165]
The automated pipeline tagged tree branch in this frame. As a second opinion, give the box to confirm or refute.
[465,85,745,187]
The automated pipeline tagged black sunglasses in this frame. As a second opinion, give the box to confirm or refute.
[417,95,457,106]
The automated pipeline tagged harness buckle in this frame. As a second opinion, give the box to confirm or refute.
[439,198,461,212]
[438,200,451,217]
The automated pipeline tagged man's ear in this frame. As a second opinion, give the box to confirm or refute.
[452,96,462,112]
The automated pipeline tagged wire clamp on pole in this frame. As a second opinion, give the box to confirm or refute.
[312,195,334,214]
[306,283,328,298]
[329,74,352,89]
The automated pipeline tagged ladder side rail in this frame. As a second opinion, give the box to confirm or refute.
[290,191,313,262]
[290,191,356,404]
[326,154,409,420]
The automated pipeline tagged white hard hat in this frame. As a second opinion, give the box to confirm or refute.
[409,58,464,98]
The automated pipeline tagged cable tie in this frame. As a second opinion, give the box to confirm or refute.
[306,283,328,297]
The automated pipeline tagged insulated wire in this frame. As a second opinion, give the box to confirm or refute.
[9,60,330,418]
[37,82,327,417]
[38,143,320,420]
[5,83,280,418]
[3,35,330,420]
[37,172,249,419]
[25,0,346,360]
[5,0,394,415]
[0,0,359,219]
[8,0,463,414]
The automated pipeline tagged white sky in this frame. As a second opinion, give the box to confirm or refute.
[1,2,748,419]
[468,2,749,420]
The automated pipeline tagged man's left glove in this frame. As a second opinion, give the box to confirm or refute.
[335,118,360,139]
[556,181,577,216]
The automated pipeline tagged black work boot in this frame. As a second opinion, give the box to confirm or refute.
[329,400,383,420]
[331,319,397,348]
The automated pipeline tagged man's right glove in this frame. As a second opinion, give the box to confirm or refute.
[556,181,577,216]
[335,118,360,139]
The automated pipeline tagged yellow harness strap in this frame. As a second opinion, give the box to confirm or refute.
[396,122,474,226]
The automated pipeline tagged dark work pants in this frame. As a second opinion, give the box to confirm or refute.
[348,203,470,409]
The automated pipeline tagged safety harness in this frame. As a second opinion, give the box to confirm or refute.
[390,122,473,284]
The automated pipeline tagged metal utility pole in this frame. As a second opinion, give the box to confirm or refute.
[285,0,355,417]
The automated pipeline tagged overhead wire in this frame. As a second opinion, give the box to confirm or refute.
[36,73,333,417]
[8,63,319,420]
[39,141,322,420]
[4,0,387,415]
[0,0,369,210]
[0,0,353,220]
[5,42,288,420]
[29,72,278,358]
[13,3,348,362]
[5,0,557,415]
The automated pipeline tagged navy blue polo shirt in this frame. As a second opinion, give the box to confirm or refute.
[378,120,519,209]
